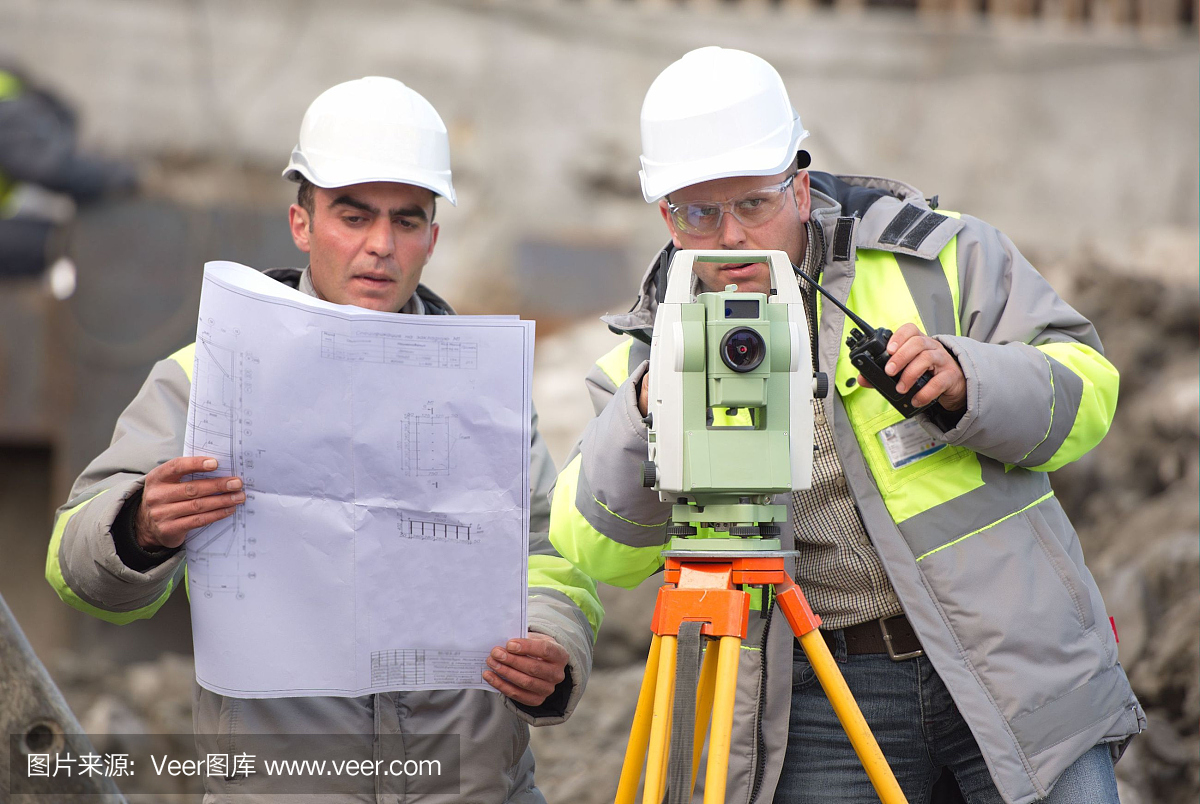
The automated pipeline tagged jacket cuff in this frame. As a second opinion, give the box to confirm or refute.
[923,334,981,444]
[927,334,1061,463]
[510,666,574,723]
[503,604,593,727]
[922,402,967,433]
[111,488,181,572]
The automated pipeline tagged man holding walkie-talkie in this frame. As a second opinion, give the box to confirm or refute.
[549,47,1142,804]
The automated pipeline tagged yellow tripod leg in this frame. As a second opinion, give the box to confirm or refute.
[702,635,741,804]
[689,639,719,799]
[616,634,663,804]
[643,634,677,804]
[797,630,908,804]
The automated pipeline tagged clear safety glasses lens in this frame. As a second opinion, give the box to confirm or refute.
[669,175,795,235]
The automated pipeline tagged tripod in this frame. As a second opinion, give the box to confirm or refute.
[613,541,908,804]
[622,249,908,802]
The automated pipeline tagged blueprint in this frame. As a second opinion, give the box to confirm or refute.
[183,262,532,698]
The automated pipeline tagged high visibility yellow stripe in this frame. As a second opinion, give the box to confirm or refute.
[549,455,664,590]
[837,248,983,524]
[45,491,177,624]
[833,250,924,397]
[1027,342,1118,472]
[0,73,22,211]
[528,554,604,639]
[937,211,962,337]
[595,339,635,389]
[170,343,196,382]
[0,70,21,100]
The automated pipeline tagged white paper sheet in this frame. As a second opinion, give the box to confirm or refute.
[182,261,532,698]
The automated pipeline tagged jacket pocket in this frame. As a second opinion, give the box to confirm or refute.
[916,499,1110,723]
[1023,504,1097,634]
[848,403,980,508]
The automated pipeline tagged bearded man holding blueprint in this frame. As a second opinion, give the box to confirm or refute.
[46,77,600,803]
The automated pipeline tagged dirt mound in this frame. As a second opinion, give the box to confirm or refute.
[1047,242,1199,804]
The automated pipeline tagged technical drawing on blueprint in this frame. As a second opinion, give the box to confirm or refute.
[184,333,257,600]
[396,513,476,544]
[399,404,472,478]
[320,330,479,369]
[369,649,488,687]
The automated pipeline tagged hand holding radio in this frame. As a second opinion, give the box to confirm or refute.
[855,323,966,412]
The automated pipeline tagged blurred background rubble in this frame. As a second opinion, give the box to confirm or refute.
[0,0,1195,802]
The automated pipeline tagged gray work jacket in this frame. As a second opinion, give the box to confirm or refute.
[49,268,599,803]
[550,172,1144,804]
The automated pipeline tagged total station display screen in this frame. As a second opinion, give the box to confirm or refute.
[724,300,760,319]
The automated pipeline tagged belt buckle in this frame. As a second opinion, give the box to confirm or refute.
[878,614,923,661]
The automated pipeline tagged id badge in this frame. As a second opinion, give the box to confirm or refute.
[878,418,945,470]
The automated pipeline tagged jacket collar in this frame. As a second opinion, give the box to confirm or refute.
[260,266,455,315]
[808,172,963,261]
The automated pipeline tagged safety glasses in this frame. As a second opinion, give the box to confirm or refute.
[666,174,796,236]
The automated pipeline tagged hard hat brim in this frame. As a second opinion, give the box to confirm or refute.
[283,150,457,206]
[640,136,809,203]
[640,124,810,203]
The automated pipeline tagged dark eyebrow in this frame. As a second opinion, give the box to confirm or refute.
[329,195,377,215]
[328,196,428,222]
[389,205,428,222]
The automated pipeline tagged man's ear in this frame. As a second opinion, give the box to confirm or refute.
[794,171,812,223]
[288,204,312,253]
[659,200,683,249]
[426,221,440,260]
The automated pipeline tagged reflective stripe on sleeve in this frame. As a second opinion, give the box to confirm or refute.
[528,554,604,638]
[549,454,665,590]
[45,491,177,624]
[1025,342,1118,472]
[595,339,635,388]
[170,343,196,382]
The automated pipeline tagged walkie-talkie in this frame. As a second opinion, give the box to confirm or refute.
[791,268,948,420]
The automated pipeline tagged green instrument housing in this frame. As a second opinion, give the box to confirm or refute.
[674,290,795,500]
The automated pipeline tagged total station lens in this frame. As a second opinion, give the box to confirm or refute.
[720,328,765,373]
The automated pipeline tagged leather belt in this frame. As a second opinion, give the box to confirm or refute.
[823,614,924,661]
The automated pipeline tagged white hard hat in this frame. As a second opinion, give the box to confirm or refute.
[638,47,810,203]
[283,76,456,205]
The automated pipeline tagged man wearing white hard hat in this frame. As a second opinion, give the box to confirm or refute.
[551,47,1140,803]
[48,77,599,803]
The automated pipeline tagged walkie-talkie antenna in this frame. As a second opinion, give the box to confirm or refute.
[791,268,874,332]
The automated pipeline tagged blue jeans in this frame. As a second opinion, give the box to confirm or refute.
[773,634,1120,804]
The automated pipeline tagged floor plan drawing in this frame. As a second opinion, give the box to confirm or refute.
[186,337,237,471]
[185,334,252,599]
[401,407,465,477]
